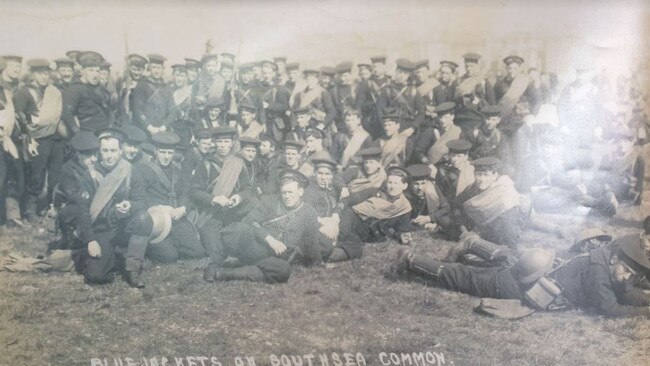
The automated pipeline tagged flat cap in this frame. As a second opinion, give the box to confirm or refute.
[119,125,147,144]
[439,60,459,70]
[279,169,309,188]
[259,133,279,148]
[70,131,99,152]
[504,55,524,66]
[305,127,325,140]
[387,166,410,180]
[239,136,261,147]
[151,131,180,148]
[471,156,501,171]
[335,62,353,74]
[220,60,234,69]
[260,60,277,70]
[357,62,372,70]
[221,53,236,63]
[212,126,237,138]
[65,50,80,60]
[201,54,219,64]
[618,235,650,274]
[184,58,200,68]
[382,111,402,123]
[434,102,456,115]
[239,100,258,112]
[77,51,104,63]
[395,58,415,71]
[462,52,481,63]
[239,62,253,71]
[54,57,75,68]
[406,164,433,181]
[302,68,320,76]
[127,54,148,67]
[446,139,472,154]
[370,55,386,63]
[414,59,430,70]
[78,51,104,68]
[320,66,336,76]
[26,58,51,71]
[285,62,299,71]
[194,128,213,140]
[171,64,187,73]
[282,136,305,150]
[141,142,155,156]
[3,55,23,63]
[312,156,337,171]
[481,105,502,117]
[100,61,112,70]
[359,146,383,160]
[147,54,167,65]
[96,127,125,142]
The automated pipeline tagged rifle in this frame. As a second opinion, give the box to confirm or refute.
[228,41,243,115]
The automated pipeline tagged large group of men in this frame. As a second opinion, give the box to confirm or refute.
[0,46,649,318]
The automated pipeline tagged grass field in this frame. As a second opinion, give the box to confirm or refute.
[0,193,649,365]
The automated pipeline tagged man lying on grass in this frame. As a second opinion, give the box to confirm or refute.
[391,218,650,318]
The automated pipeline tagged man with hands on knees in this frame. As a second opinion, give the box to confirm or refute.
[203,170,322,283]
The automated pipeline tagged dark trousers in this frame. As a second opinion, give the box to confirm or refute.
[146,217,206,263]
[439,264,523,299]
[0,147,25,221]
[412,256,523,300]
[73,212,152,284]
[219,222,292,283]
[25,136,65,215]
[334,208,367,260]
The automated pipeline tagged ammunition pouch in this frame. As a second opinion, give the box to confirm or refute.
[524,275,567,310]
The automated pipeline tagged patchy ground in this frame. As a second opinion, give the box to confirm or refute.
[0,184,649,366]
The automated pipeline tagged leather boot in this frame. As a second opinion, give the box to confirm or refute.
[469,238,516,265]
[215,265,266,282]
[327,247,349,263]
[203,262,221,282]
[391,247,414,274]
[446,231,515,265]
[409,255,445,280]
[124,258,145,288]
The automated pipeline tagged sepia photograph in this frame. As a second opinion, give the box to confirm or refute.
[0,0,648,364]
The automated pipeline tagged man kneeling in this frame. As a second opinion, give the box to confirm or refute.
[203,170,322,283]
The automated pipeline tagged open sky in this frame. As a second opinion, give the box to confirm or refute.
[0,0,647,77]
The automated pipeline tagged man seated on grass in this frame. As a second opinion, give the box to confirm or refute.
[302,156,352,262]
[334,146,387,198]
[378,111,409,167]
[203,170,322,283]
[438,156,521,248]
[404,164,449,233]
[392,220,650,318]
[333,166,414,262]
[131,132,210,279]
